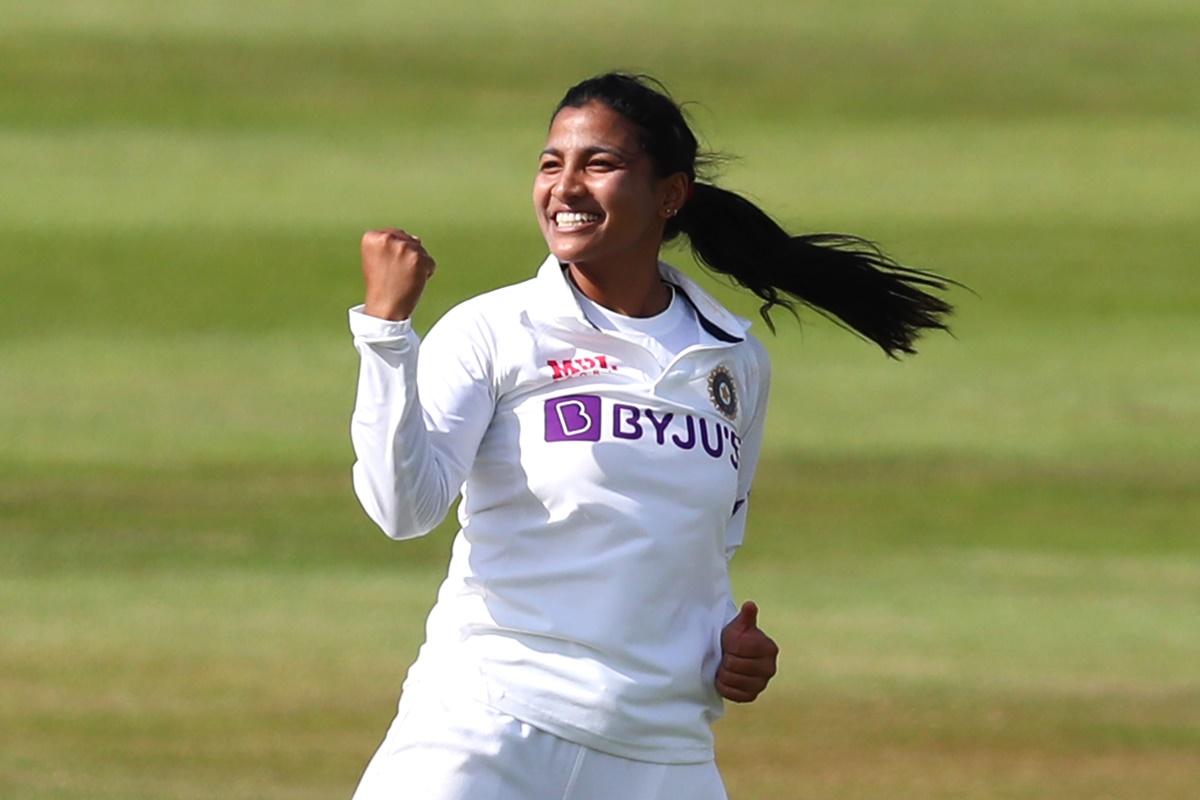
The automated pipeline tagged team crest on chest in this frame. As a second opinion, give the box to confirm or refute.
[707,365,738,421]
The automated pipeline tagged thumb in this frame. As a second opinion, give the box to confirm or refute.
[732,600,759,632]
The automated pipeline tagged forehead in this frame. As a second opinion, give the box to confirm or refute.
[543,102,643,156]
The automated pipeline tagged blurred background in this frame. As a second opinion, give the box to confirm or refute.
[2,2,1197,798]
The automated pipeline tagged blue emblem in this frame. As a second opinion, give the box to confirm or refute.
[707,365,738,420]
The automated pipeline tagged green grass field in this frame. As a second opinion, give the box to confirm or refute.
[2,2,1198,798]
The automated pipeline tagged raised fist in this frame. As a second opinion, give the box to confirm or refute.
[360,228,437,321]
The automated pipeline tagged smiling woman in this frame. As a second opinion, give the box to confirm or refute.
[345,72,956,800]
[533,102,684,317]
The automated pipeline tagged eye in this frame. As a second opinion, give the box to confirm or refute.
[538,158,561,173]
[589,159,617,171]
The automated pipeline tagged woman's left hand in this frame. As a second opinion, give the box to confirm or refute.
[716,600,779,703]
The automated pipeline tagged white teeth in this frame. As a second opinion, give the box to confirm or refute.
[555,211,601,226]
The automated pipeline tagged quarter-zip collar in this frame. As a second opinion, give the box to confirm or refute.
[531,253,749,343]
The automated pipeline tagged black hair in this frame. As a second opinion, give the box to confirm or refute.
[553,71,957,358]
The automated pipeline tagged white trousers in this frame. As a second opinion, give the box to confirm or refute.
[351,685,728,800]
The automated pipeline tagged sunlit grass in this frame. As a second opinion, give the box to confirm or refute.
[2,0,1198,797]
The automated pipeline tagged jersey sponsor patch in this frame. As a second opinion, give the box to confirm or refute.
[547,354,619,381]
[544,394,602,441]
[544,394,740,469]
[707,365,738,420]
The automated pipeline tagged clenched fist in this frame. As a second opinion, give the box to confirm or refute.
[715,600,779,703]
[360,228,437,321]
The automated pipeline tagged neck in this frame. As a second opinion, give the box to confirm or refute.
[566,254,671,318]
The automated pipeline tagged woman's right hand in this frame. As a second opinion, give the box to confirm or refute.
[360,228,437,321]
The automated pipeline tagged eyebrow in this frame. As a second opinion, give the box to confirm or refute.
[539,145,633,160]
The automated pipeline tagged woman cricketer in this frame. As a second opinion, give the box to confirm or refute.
[346,72,953,799]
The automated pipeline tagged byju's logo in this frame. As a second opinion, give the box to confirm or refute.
[544,395,602,442]
[543,394,741,470]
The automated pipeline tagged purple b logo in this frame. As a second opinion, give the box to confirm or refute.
[545,394,602,442]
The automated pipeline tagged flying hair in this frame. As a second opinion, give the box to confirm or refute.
[553,71,960,357]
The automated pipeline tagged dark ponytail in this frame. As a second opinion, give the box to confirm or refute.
[555,72,957,358]
[676,183,953,357]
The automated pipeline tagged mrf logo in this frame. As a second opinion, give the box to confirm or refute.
[547,354,618,382]
[544,394,740,469]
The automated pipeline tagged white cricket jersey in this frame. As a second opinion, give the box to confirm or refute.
[348,254,771,764]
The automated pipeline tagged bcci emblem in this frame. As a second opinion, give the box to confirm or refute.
[707,365,738,421]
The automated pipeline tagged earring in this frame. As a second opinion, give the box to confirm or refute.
[665,208,676,217]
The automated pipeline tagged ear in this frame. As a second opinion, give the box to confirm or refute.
[658,172,690,219]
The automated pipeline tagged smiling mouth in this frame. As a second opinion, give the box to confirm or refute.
[553,211,603,231]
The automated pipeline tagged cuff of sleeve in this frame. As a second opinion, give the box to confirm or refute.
[348,305,416,347]
[724,596,739,626]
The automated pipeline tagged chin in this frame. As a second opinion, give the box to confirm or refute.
[547,241,594,266]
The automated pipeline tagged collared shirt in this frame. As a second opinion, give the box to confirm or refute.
[348,254,771,763]
[570,281,718,369]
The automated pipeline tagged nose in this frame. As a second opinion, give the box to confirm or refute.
[552,164,587,202]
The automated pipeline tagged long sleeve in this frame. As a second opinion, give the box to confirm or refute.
[720,340,772,623]
[348,304,497,540]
